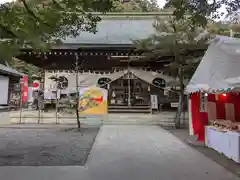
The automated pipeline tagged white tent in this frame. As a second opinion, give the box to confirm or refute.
[186,36,240,93]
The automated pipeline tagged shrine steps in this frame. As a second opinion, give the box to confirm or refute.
[108,105,151,113]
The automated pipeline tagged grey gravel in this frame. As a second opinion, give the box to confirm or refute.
[0,126,99,166]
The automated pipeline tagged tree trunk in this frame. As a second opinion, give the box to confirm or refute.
[75,54,81,129]
[175,68,184,129]
[75,100,81,129]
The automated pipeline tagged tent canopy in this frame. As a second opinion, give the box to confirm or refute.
[186,36,240,93]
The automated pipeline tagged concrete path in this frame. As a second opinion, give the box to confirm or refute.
[86,125,239,180]
[0,125,239,180]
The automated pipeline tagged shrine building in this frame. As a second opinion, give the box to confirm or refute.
[17,12,205,113]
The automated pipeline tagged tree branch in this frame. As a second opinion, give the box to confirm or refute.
[20,0,53,28]
[51,0,64,9]
[0,23,18,38]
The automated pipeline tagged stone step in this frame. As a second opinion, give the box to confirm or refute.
[109,105,150,109]
[108,105,151,113]
[108,109,151,113]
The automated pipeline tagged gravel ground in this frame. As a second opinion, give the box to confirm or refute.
[0,125,100,166]
[167,128,240,178]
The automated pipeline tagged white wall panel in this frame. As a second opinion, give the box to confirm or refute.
[0,75,9,105]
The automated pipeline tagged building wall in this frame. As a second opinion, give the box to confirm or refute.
[0,75,9,105]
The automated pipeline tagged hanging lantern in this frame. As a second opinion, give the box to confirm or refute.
[33,80,40,90]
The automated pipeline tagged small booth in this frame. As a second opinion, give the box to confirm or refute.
[0,64,26,108]
[186,36,240,163]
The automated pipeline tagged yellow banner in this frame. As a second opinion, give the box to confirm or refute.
[79,87,108,115]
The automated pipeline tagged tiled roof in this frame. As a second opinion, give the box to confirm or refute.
[0,64,23,77]
[63,13,162,44]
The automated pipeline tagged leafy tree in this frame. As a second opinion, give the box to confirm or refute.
[226,11,240,37]
[164,0,240,27]
[207,22,229,35]
[0,0,113,129]
[163,0,240,39]
[5,57,40,83]
[153,0,240,127]
[207,21,240,37]
[111,0,160,12]
[134,16,211,127]
[0,0,114,61]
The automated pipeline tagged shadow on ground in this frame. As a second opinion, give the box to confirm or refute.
[0,124,100,166]
[167,128,240,178]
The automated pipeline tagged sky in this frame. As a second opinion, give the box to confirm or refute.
[157,0,166,8]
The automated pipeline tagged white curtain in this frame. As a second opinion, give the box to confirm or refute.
[44,71,126,97]
[129,68,176,86]
[44,68,178,99]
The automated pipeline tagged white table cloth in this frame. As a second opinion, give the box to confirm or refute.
[205,126,240,163]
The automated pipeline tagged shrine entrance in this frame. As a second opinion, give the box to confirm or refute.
[108,71,150,108]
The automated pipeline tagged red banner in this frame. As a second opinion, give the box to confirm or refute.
[22,76,28,104]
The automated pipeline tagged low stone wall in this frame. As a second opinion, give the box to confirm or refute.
[8,110,190,129]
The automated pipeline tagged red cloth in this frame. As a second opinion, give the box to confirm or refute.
[208,94,216,102]
[190,93,208,142]
[191,93,200,135]
[198,112,208,141]
[234,94,240,122]
[208,93,226,120]
[216,101,226,120]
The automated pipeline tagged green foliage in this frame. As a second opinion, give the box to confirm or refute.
[0,0,114,77]
[0,0,114,62]
[134,14,212,127]
[164,0,240,27]
[206,21,240,37]
[207,22,229,35]
[134,16,211,79]
[5,57,40,83]
[111,0,160,12]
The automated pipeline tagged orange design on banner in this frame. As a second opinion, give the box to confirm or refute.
[79,87,108,115]
[215,94,219,101]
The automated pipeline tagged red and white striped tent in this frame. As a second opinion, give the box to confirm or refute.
[186,36,240,141]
